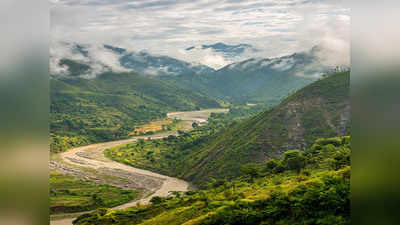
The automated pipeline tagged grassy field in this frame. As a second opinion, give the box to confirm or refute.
[50,172,138,214]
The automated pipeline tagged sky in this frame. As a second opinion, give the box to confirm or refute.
[50,0,350,70]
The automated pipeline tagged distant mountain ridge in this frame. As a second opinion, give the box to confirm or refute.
[162,45,346,105]
[52,43,348,106]
[120,50,215,76]
[51,43,216,78]
[185,42,259,57]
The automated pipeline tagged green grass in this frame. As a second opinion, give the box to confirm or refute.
[75,137,350,225]
[50,172,138,214]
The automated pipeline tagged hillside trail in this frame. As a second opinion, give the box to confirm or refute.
[50,109,228,225]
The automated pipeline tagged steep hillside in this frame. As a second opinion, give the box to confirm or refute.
[181,71,350,184]
[50,72,220,153]
[107,71,349,186]
[76,137,351,225]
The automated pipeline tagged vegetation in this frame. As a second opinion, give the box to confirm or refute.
[50,172,138,214]
[50,71,221,153]
[104,104,267,179]
[74,136,350,225]
[59,59,91,77]
[105,71,350,186]
[104,112,239,177]
[160,55,319,105]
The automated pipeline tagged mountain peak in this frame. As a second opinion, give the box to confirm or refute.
[104,44,127,54]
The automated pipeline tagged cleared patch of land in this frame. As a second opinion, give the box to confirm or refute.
[130,120,174,135]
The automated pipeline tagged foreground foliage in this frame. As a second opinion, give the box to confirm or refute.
[74,136,351,225]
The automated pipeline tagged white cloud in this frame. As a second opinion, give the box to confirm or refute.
[271,57,295,71]
[50,41,131,78]
[51,0,350,69]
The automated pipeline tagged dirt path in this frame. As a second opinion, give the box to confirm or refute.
[50,109,228,225]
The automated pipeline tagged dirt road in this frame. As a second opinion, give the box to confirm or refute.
[50,109,228,225]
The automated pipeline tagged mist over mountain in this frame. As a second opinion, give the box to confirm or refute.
[50,42,215,79]
[183,42,260,68]
[162,44,348,105]
[51,41,348,80]
[120,50,214,76]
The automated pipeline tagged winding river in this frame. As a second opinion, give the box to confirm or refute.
[50,109,228,225]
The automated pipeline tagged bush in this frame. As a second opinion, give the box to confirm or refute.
[240,163,260,181]
[281,150,306,173]
[273,162,286,174]
[265,159,278,171]
[150,196,165,205]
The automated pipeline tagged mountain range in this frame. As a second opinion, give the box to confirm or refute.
[50,42,349,152]
[161,45,346,104]
[185,42,259,61]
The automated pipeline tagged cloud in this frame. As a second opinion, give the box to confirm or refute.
[51,0,350,69]
[50,41,131,78]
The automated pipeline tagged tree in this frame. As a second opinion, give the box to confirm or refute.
[266,159,278,171]
[240,163,260,182]
[150,196,164,205]
[282,150,305,174]
[138,139,145,145]
[91,194,104,206]
[192,122,199,128]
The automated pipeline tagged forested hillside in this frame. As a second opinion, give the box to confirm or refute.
[50,72,220,153]
[106,71,350,186]
[75,136,351,225]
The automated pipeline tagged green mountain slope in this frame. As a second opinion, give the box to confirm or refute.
[106,71,349,186]
[161,68,315,106]
[75,136,350,225]
[50,72,220,153]
[180,71,350,185]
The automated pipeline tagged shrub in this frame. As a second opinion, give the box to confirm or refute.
[266,159,278,171]
[150,196,165,205]
[281,150,306,173]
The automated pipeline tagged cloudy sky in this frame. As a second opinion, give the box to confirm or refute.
[51,0,350,69]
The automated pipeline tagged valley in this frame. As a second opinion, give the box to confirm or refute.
[50,71,350,225]
[50,109,228,225]
[49,1,351,224]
